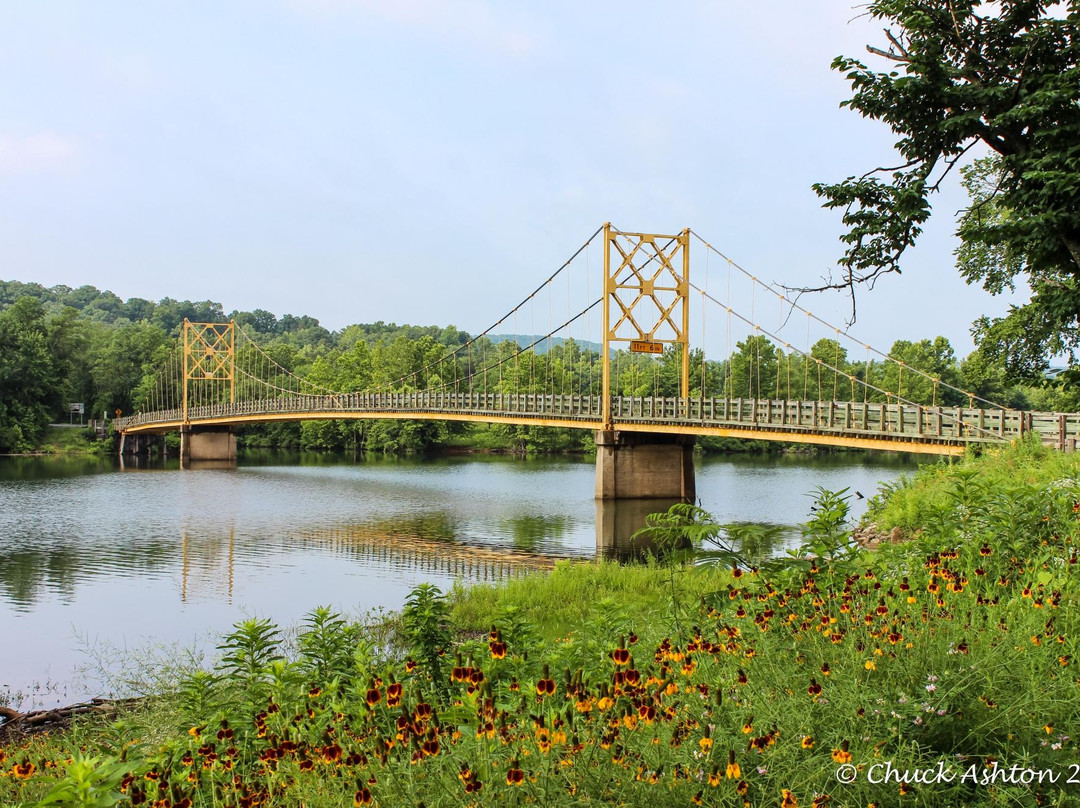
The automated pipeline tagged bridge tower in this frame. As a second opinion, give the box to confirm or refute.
[596,224,695,500]
[179,319,238,463]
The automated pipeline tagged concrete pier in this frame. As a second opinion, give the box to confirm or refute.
[118,432,160,458]
[180,426,237,463]
[594,430,695,500]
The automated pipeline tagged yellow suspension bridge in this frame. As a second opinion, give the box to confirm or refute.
[115,224,1080,498]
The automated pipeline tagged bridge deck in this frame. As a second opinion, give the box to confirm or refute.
[114,393,1080,455]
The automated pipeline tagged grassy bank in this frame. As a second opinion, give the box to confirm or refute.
[5,441,1080,807]
[6,426,109,457]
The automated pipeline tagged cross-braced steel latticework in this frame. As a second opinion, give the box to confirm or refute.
[183,320,235,421]
[602,224,690,428]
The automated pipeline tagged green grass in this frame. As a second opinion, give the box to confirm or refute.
[450,559,732,644]
[867,437,1080,534]
[37,425,108,456]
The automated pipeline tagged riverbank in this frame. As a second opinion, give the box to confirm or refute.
[5,441,1076,807]
[0,425,110,458]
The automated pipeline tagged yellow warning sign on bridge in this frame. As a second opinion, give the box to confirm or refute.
[629,340,664,354]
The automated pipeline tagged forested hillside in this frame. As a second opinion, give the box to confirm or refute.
[1,279,1074,454]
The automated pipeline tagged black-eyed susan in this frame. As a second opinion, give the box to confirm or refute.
[725,750,742,779]
[386,682,403,708]
[831,742,851,764]
[698,729,713,753]
[413,702,433,722]
[536,663,556,697]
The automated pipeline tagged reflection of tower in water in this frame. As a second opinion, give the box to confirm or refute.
[179,527,235,604]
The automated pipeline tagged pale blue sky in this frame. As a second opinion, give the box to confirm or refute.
[0,1,1019,356]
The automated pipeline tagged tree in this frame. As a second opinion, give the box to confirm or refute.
[878,336,964,404]
[0,298,62,451]
[91,321,171,416]
[727,335,779,399]
[814,1,1080,374]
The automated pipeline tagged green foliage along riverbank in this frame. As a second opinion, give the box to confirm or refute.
[4,441,1080,807]
[3,279,1078,455]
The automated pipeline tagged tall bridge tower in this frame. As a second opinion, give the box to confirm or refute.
[180,319,238,463]
[596,224,695,500]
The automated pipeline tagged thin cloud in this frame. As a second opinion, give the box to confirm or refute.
[0,133,81,174]
[283,0,540,59]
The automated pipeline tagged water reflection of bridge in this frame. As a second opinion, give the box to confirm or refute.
[292,524,564,576]
[177,524,565,603]
[176,500,696,601]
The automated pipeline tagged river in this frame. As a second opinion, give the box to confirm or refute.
[0,450,923,708]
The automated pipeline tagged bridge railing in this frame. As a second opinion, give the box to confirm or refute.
[617,396,1080,447]
[113,393,606,430]
[608,396,1078,449]
[113,393,1080,450]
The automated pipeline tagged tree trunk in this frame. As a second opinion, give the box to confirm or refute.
[1061,233,1080,275]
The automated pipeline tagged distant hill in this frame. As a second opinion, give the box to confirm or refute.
[0,279,600,354]
[487,334,603,356]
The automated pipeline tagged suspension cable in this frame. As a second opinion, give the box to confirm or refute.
[690,281,1006,440]
[689,230,1007,410]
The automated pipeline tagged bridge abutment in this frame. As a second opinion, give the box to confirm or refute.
[180,426,237,463]
[594,430,695,501]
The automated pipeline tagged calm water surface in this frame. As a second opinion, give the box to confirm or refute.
[0,451,922,707]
